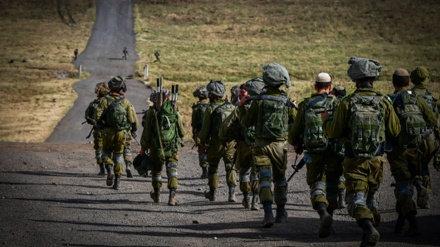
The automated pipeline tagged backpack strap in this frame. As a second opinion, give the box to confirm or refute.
[250,94,297,109]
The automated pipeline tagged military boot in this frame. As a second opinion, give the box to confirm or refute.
[150,188,161,203]
[98,163,106,176]
[251,192,260,210]
[404,212,419,237]
[168,189,177,206]
[337,188,346,209]
[228,185,237,202]
[275,204,288,223]
[204,188,216,201]
[112,175,121,190]
[126,162,133,178]
[360,219,380,247]
[262,202,275,228]
[105,164,114,186]
[316,203,333,238]
[200,167,208,179]
[393,213,405,234]
[242,192,250,209]
[414,179,429,209]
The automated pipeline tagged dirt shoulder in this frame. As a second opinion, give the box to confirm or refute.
[0,142,439,247]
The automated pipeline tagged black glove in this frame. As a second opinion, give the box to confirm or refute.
[131,130,137,139]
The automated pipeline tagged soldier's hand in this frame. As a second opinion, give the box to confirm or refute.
[238,94,250,106]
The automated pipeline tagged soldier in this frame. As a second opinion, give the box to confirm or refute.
[154,50,161,63]
[191,86,210,179]
[74,48,78,61]
[386,68,438,236]
[219,78,266,210]
[238,63,296,228]
[410,66,439,209]
[84,82,110,176]
[198,80,237,202]
[230,85,241,106]
[289,72,344,238]
[140,88,185,206]
[123,47,128,60]
[323,57,401,247]
[95,76,138,190]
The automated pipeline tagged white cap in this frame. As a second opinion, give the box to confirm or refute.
[315,72,332,83]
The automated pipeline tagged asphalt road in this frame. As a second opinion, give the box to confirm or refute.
[46,0,150,143]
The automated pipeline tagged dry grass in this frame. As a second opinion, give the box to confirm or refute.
[1,0,440,142]
[0,0,95,142]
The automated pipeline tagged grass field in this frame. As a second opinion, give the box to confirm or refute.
[1,0,440,142]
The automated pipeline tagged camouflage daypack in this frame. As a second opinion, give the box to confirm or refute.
[210,102,235,139]
[349,93,386,158]
[85,98,100,122]
[391,91,427,148]
[102,95,129,131]
[192,102,209,132]
[303,94,336,152]
[255,93,289,139]
[158,101,179,144]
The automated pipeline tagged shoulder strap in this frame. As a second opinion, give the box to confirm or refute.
[249,94,297,109]
[306,94,327,110]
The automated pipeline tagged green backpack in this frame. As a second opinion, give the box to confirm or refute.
[85,98,100,121]
[303,94,336,152]
[210,102,235,139]
[103,95,129,131]
[255,95,289,139]
[391,91,427,148]
[158,101,179,144]
[192,102,209,132]
[349,93,386,158]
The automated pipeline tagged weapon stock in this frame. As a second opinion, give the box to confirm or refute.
[287,157,306,182]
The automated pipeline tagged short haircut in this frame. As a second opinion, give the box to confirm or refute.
[392,75,410,87]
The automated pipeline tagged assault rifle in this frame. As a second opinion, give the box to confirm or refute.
[82,117,101,139]
[156,77,163,111]
[287,156,306,182]
[171,84,179,110]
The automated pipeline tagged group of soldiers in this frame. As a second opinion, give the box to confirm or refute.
[85,57,439,247]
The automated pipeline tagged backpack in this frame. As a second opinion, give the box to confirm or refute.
[255,94,289,139]
[85,98,100,121]
[158,101,179,144]
[210,102,235,139]
[192,102,209,132]
[349,93,386,158]
[102,95,129,131]
[391,91,427,148]
[303,94,336,152]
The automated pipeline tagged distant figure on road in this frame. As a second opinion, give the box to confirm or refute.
[74,48,78,61]
[123,47,128,60]
[154,50,161,63]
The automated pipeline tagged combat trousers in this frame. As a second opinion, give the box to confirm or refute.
[150,148,179,190]
[92,129,104,165]
[236,141,258,194]
[102,128,127,175]
[206,139,237,189]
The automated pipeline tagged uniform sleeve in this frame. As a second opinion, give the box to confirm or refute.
[126,100,138,131]
[198,105,213,145]
[288,101,305,147]
[417,98,438,129]
[191,103,197,131]
[140,109,154,151]
[176,111,186,139]
[240,101,258,128]
[324,98,350,139]
[383,99,401,138]
[219,107,239,141]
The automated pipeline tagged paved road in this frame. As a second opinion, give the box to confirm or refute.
[46,0,150,143]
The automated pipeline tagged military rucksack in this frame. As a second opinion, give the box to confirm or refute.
[158,101,179,144]
[101,95,129,131]
[210,102,235,139]
[85,98,100,122]
[391,91,427,148]
[349,93,386,158]
[303,94,336,152]
[192,102,209,132]
[255,94,289,139]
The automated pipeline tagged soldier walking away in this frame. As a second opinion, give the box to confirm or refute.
[74,48,78,61]
[386,68,438,236]
[198,80,237,202]
[123,47,128,60]
[154,50,161,63]
[410,66,439,209]
[219,78,266,210]
[84,82,110,176]
[95,76,138,190]
[288,72,344,238]
[238,64,296,228]
[191,86,210,179]
[323,57,401,247]
[140,82,185,206]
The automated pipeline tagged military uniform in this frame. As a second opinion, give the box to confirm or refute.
[198,97,237,201]
[141,99,185,205]
[191,97,210,178]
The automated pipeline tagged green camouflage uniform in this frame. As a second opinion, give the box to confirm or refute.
[324,87,401,227]
[198,98,237,191]
[191,98,210,171]
[85,98,105,170]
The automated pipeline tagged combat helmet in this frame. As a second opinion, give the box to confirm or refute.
[206,80,226,97]
[262,63,291,88]
[95,82,110,96]
[244,77,265,96]
[193,85,208,99]
[108,76,127,92]
[410,66,430,86]
[347,57,382,81]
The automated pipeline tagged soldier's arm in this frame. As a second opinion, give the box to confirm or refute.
[219,107,239,141]
[239,101,258,128]
[324,98,349,139]
[94,97,107,122]
[383,99,401,138]
[288,102,305,147]
[176,111,186,138]
[126,100,138,131]
[198,106,212,145]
